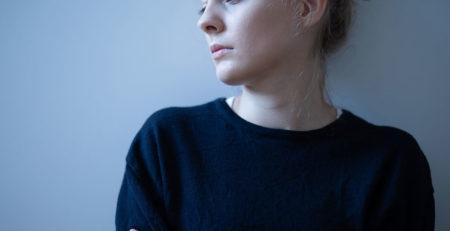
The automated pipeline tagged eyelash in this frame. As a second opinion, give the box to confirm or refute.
[198,0,239,15]
[198,7,205,15]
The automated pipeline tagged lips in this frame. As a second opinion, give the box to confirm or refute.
[212,48,232,59]
[210,44,233,53]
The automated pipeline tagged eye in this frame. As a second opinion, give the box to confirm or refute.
[198,6,206,15]
[224,0,240,4]
[197,0,240,15]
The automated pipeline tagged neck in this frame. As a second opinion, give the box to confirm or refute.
[231,63,337,131]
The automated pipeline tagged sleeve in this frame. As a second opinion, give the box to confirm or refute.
[115,120,171,231]
[364,133,435,231]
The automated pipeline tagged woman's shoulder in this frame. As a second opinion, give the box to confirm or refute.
[352,113,429,170]
[139,98,221,131]
[339,110,428,164]
[341,109,417,142]
[343,111,433,188]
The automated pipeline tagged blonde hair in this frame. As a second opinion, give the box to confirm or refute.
[287,0,356,116]
[318,0,355,107]
[318,0,355,64]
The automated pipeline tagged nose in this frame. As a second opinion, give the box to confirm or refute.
[196,4,225,34]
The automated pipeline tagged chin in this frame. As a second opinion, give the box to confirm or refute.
[216,72,243,86]
[214,59,260,86]
[214,64,243,86]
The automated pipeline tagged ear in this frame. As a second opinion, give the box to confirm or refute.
[299,0,328,27]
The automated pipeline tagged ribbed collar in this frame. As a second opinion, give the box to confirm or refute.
[213,96,356,141]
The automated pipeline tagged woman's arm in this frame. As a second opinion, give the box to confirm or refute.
[115,119,171,231]
[116,163,170,231]
[363,133,435,230]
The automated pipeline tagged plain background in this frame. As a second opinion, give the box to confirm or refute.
[0,0,449,230]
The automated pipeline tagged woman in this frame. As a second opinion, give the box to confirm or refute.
[116,0,435,230]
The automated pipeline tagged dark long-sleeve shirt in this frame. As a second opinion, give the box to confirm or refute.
[115,97,435,230]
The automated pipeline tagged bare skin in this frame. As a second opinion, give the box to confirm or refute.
[197,0,337,132]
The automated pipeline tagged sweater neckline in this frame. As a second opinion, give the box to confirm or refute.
[214,96,352,139]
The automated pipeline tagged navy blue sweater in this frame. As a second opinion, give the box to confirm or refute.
[115,97,435,231]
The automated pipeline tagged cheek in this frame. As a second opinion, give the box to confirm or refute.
[216,6,297,81]
[232,25,292,76]
[236,8,295,60]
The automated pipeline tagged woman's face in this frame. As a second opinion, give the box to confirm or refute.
[197,0,307,86]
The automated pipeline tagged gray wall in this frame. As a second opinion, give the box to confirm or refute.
[0,0,448,230]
